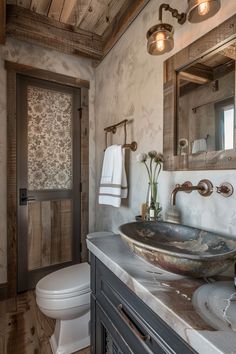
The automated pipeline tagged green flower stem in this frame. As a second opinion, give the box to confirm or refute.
[149,158,153,183]
[154,163,161,182]
[144,161,151,182]
[153,162,158,183]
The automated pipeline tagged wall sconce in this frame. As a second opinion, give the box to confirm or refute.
[147,0,221,55]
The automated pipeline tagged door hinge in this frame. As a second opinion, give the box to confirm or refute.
[80,182,82,193]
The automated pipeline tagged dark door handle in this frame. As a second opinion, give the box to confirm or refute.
[19,188,36,205]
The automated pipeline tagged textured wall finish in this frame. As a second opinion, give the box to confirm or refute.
[0,38,96,283]
[94,0,236,239]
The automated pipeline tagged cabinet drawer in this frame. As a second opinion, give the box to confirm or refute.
[94,258,196,354]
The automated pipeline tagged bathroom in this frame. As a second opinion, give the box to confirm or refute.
[1,0,236,353]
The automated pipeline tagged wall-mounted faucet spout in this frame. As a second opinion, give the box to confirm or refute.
[171,179,213,206]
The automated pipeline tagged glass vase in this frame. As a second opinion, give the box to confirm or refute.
[145,182,162,221]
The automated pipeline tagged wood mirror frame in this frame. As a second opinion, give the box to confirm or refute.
[163,14,236,171]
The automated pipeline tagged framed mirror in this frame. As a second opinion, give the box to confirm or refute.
[163,14,236,170]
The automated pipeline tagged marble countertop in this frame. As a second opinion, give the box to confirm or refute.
[87,234,236,354]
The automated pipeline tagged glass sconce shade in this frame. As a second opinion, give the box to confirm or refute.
[147,23,174,55]
[187,0,221,23]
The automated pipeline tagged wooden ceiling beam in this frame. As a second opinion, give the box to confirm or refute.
[48,0,64,21]
[78,0,128,37]
[30,0,51,15]
[16,0,31,7]
[60,0,77,23]
[6,5,104,61]
[0,0,6,44]
[102,0,150,57]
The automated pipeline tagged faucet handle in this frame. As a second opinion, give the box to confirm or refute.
[181,181,193,193]
[216,182,234,197]
[197,179,213,197]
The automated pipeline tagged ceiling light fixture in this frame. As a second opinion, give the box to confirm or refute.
[147,0,221,55]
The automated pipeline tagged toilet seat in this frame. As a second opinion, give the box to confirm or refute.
[36,262,90,300]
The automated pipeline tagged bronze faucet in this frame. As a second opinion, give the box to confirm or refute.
[171,179,213,206]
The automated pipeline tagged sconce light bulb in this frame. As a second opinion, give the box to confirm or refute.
[155,32,165,52]
[197,1,210,16]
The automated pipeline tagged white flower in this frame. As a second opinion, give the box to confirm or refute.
[154,153,164,163]
[136,153,148,163]
[178,138,188,148]
[148,150,157,158]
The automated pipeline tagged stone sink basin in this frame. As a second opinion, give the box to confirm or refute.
[192,281,236,331]
[119,221,236,278]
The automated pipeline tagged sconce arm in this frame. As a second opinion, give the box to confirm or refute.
[159,3,186,25]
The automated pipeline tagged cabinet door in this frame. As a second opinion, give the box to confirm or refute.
[92,296,134,354]
[94,257,196,354]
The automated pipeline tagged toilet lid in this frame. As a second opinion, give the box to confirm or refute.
[36,263,90,298]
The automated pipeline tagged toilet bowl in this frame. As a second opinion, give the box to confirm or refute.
[36,231,114,354]
[36,262,91,354]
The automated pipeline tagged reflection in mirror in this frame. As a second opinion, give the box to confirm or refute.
[177,43,236,156]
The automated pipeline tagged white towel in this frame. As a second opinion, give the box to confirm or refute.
[99,145,128,207]
[192,139,207,154]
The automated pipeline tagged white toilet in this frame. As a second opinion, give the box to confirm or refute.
[36,231,114,354]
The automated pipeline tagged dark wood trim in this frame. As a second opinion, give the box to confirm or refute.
[0,282,8,301]
[6,4,103,61]
[0,0,6,44]
[103,0,150,57]
[163,13,236,171]
[5,61,90,89]
[6,63,89,297]
[7,68,17,298]
[80,87,89,263]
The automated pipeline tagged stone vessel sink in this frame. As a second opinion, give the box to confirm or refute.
[119,221,236,278]
[192,281,236,331]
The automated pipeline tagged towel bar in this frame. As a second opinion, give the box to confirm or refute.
[104,119,137,151]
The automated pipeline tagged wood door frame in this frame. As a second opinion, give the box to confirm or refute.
[6,61,89,298]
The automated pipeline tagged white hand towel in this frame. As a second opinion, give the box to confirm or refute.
[192,138,207,154]
[99,145,128,207]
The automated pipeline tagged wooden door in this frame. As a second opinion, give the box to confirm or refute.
[17,75,81,292]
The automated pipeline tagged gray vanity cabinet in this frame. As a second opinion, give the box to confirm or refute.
[91,255,197,354]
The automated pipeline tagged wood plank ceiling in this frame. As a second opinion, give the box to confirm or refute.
[3,0,150,62]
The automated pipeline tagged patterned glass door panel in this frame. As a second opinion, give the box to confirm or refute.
[27,86,73,271]
[27,86,72,190]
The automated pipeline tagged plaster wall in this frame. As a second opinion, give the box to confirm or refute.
[0,38,96,283]
[95,0,236,238]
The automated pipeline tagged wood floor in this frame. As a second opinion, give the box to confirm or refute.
[0,291,91,354]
